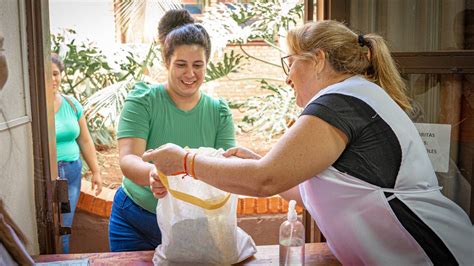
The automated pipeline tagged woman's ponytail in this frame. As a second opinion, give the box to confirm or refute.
[365,35,412,111]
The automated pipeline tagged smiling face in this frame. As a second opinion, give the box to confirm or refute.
[166,44,206,100]
[51,62,62,93]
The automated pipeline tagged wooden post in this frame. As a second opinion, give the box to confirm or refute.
[304,0,314,22]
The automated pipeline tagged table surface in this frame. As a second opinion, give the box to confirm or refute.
[35,243,341,265]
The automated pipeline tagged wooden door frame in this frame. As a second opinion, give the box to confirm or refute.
[25,0,59,254]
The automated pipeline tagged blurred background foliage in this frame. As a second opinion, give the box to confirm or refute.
[51,0,304,147]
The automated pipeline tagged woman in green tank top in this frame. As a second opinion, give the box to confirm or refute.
[108,9,236,252]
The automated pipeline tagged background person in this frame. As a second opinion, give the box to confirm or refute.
[108,9,236,252]
[51,53,102,253]
[145,20,473,265]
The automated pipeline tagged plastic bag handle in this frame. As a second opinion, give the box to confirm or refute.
[157,171,231,210]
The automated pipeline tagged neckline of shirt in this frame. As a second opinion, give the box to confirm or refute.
[159,83,204,115]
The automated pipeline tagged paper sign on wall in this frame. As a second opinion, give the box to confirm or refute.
[414,123,451,173]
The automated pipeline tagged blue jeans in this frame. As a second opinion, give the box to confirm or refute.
[57,159,82,254]
[108,187,162,251]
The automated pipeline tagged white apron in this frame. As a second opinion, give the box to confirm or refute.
[300,76,474,265]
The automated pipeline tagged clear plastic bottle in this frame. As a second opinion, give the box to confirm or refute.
[279,200,305,266]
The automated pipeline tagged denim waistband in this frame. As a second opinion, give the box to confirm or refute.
[58,159,81,166]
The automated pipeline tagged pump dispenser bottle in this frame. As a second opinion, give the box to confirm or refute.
[279,200,305,265]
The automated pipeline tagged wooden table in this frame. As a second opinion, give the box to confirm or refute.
[35,243,340,265]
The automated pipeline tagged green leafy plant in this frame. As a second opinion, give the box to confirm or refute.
[51,29,162,147]
[231,80,300,140]
[206,50,246,82]
[231,0,304,41]
[51,29,121,101]
[81,42,161,146]
[202,0,304,138]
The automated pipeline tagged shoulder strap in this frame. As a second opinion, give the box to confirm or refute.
[61,94,77,115]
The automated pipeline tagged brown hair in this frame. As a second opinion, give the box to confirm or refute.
[158,9,211,64]
[51,52,64,72]
[287,20,411,111]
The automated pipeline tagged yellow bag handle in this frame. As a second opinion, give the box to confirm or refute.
[157,171,231,210]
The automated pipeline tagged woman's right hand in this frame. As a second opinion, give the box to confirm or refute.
[142,143,186,175]
[224,147,262,160]
[149,165,168,199]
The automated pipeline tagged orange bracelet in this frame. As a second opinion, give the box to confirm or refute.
[172,152,189,177]
[190,153,198,179]
[183,152,190,175]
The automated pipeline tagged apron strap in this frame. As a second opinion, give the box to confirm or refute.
[381,186,443,201]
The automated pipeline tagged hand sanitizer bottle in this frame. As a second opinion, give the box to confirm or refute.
[279,200,305,265]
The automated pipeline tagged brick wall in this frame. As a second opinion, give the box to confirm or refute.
[77,180,303,219]
[205,44,286,102]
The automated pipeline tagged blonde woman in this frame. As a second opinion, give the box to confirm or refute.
[145,21,473,265]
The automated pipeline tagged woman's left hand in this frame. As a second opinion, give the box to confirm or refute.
[149,165,167,199]
[91,172,103,196]
[142,143,187,176]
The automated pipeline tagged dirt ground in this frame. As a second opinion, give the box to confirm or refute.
[85,133,279,189]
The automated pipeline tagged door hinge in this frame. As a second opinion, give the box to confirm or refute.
[53,179,72,235]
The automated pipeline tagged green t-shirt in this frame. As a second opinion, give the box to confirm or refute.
[117,82,236,213]
[55,95,83,162]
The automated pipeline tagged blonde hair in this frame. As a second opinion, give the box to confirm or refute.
[287,20,411,111]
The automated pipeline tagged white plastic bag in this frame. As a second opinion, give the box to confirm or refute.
[153,147,257,265]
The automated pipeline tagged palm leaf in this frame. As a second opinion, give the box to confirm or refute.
[83,79,134,129]
[115,0,183,42]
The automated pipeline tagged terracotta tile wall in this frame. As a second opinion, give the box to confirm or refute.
[78,180,303,218]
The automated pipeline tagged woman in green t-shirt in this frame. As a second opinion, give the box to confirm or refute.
[51,53,102,253]
[108,9,236,252]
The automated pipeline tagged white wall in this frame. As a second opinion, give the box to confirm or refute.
[0,0,39,255]
[49,0,116,49]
